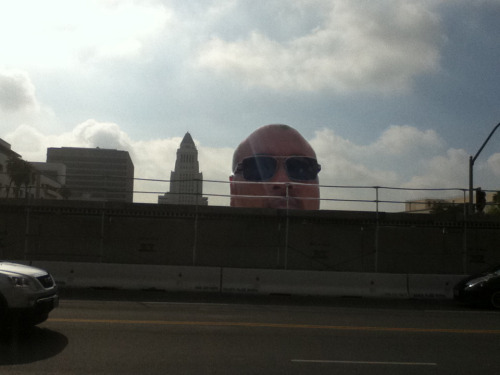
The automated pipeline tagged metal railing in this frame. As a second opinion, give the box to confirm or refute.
[136,177,486,215]
[2,173,498,215]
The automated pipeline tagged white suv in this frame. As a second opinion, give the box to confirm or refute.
[0,261,59,328]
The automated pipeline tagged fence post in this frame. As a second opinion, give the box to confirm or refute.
[284,183,290,270]
[24,206,30,261]
[374,186,380,272]
[100,205,105,263]
[462,189,468,274]
[193,200,199,266]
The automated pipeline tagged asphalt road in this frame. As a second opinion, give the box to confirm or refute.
[1,291,500,374]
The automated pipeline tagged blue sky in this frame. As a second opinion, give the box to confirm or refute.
[1,0,499,209]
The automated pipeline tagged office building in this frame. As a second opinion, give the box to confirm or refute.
[158,132,208,206]
[47,147,134,202]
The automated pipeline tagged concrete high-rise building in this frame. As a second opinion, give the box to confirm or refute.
[47,147,134,202]
[158,132,208,206]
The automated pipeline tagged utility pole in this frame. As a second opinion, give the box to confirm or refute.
[469,122,500,213]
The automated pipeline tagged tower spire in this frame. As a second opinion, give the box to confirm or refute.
[158,132,208,206]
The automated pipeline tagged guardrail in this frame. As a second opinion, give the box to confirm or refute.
[138,178,481,214]
[5,172,496,214]
[23,261,465,300]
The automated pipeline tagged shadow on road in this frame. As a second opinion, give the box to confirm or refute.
[0,327,68,365]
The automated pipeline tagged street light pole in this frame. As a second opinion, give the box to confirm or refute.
[469,122,500,213]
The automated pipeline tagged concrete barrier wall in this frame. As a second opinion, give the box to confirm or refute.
[16,261,465,300]
[221,268,409,298]
[27,261,221,293]
[407,274,465,299]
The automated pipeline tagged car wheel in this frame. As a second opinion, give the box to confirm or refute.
[491,291,500,309]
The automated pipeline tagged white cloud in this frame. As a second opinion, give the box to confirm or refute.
[3,120,133,162]
[0,68,59,135]
[369,125,443,155]
[0,68,38,112]
[488,153,500,177]
[0,0,170,68]
[402,148,469,189]
[197,0,443,92]
[311,125,444,179]
[71,120,134,150]
[2,125,47,160]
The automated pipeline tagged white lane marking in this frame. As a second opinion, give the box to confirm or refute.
[292,359,437,366]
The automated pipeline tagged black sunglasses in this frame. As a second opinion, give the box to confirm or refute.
[234,156,321,182]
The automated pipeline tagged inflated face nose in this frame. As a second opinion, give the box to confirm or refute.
[269,163,291,196]
[270,161,290,182]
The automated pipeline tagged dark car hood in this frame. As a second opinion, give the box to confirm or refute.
[455,265,500,288]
